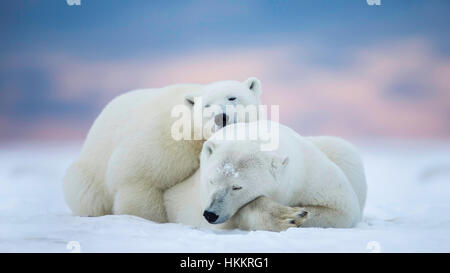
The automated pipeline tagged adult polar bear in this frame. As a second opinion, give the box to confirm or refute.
[164,120,367,231]
[63,78,262,222]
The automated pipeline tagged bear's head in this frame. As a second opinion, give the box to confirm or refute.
[198,138,289,225]
[183,77,262,140]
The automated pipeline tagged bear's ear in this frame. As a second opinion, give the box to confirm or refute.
[202,141,215,159]
[271,154,289,172]
[244,77,262,97]
[185,94,195,106]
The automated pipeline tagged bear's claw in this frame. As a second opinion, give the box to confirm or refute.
[273,206,309,231]
[298,211,308,218]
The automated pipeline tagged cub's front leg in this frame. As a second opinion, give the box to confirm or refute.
[227,196,309,232]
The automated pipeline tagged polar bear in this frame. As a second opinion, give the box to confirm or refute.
[63,78,262,222]
[164,120,366,231]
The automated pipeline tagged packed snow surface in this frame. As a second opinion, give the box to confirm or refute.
[1,140,449,252]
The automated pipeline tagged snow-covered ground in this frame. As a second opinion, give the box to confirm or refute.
[1,140,450,253]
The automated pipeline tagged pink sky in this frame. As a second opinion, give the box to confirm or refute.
[1,38,449,142]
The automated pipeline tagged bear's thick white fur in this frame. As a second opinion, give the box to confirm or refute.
[63,78,262,222]
[164,120,367,231]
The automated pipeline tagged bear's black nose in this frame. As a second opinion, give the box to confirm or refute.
[203,210,219,223]
[214,113,229,128]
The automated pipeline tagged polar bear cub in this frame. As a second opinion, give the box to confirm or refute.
[63,78,262,222]
[164,120,367,231]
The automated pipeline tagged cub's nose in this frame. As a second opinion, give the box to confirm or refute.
[214,113,229,128]
[203,210,219,224]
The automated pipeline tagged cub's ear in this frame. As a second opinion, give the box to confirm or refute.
[185,94,195,106]
[244,77,262,97]
[271,153,289,172]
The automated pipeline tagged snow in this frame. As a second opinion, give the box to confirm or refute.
[1,140,450,253]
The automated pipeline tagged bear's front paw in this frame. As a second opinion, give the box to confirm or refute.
[271,206,309,231]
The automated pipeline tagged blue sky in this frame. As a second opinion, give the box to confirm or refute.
[2,0,449,58]
[1,0,449,141]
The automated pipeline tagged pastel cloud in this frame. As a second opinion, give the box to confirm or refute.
[1,38,449,141]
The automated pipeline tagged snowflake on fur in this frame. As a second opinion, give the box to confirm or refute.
[217,161,240,178]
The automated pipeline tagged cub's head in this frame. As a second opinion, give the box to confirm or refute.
[199,139,289,224]
[184,77,262,140]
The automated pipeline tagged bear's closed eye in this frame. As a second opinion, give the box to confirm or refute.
[232,185,242,190]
